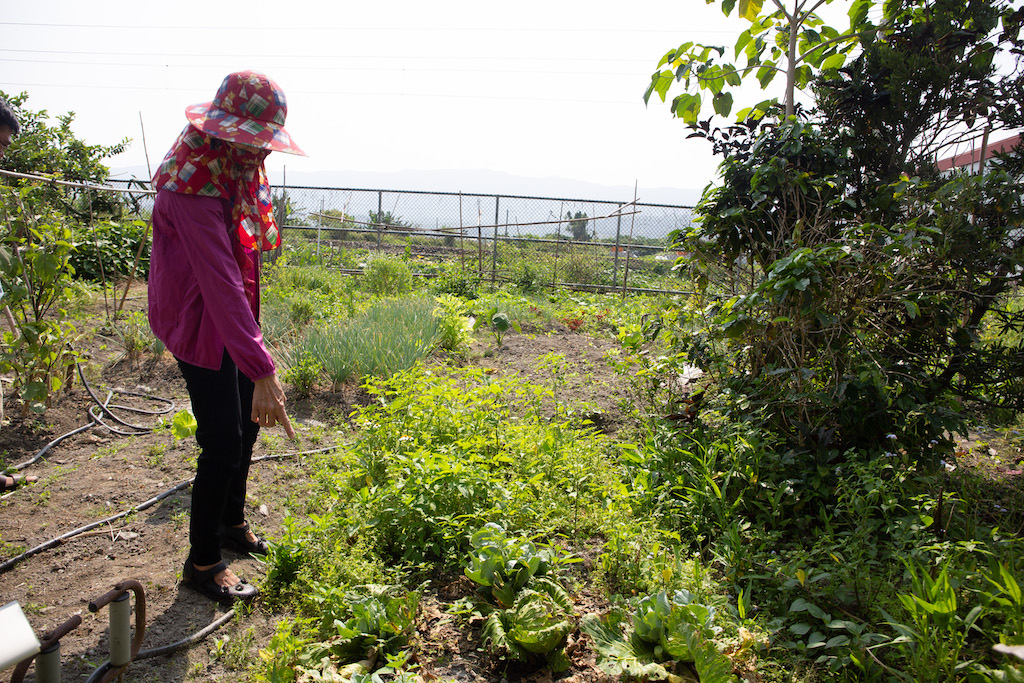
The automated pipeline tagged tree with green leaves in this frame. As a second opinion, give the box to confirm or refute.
[653,0,1024,483]
[0,90,129,218]
[368,210,411,229]
[645,0,874,122]
[0,92,130,413]
[566,211,590,242]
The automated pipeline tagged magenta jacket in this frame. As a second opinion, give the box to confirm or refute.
[147,190,276,382]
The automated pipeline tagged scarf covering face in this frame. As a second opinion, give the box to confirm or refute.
[152,124,280,298]
[153,124,281,251]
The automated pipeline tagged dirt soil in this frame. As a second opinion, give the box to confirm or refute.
[0,286,635,682]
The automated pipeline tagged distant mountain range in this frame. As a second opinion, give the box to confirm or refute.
[109,165,705,207]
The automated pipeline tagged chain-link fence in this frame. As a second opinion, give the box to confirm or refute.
[109,180,697,294]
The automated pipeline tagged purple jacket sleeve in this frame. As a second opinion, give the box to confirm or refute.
[148,190,276,381]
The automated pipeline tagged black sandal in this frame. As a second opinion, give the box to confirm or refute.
[220,521,269,556]
[182,560,258,604]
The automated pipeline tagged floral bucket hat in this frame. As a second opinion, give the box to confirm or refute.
[185,71,306,156]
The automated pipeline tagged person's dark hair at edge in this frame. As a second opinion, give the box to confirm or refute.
[0,97,21,135]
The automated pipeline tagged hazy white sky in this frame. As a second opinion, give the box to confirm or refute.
[0,0,824,195]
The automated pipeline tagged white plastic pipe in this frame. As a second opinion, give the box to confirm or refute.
[36,643,62,683]
[109,593,131,667]
[0,601,41,672]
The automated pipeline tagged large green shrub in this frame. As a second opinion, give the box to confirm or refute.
[69,219,150,281]
[0,185,80,413]
[362,256,412,296]
[665,0,1024,475]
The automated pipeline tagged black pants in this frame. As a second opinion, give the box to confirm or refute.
[176,350,260,567]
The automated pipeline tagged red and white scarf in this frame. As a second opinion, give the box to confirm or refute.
[152,125,281,295]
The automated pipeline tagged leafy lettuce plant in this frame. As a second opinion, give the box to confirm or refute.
[464,523,557,608]
[481,587,574,672]
[465,523,576,671]
[581,589,735,682]
[326,585,419,662]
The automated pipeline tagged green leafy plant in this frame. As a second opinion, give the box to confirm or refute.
[431,265,479,299]
[282,351,322,399]
[655,0,1024,476]
[0,185,80,413]
[171,410,197,440]
[463,524,577,672]
[255,617,311,683]
[513,262,543,293]
[464,523,560,608]
[326,585,419,662]
[432,294,473,355]
[474,307,520,347]
[362,256,412,296]
[581,590,734,682]
[288,294,317,326]
[115,310,155,362]
[783,597,886,674]
[481,587,574,672]
[69,219,150,281]
[878,561,986,681]
[978,561,1024,647]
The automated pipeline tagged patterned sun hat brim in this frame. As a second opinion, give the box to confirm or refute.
[185,102,306,156]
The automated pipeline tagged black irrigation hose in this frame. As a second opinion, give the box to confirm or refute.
[84,608,237,682]
[0,479,194,574]
[5,440,344,667]
[253,443,343,463]
[10,421,97,472]
[76,361,176,433]
[72,444,345,671]
[8,363,176,473]
[1,442,344,574]
[133,609,237,660]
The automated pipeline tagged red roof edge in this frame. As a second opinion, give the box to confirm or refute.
[937,134,1022,171]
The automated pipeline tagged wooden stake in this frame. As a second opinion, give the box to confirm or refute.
[116,112,155,318]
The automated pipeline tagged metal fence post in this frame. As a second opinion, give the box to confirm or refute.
[377,191,383,252]
[492,196,500,287]
[613,203,623,283]
[316,198,323,263]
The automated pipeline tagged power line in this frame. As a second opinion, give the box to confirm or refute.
[0,20,736,35]
[0,81,645,106]
[0,47,657,63]
[0,57,644,77]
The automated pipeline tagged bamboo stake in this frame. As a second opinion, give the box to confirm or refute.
[0,168,155,195]
[305,203,640,234]
[621,182,638,301]
[115,112,155,318]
